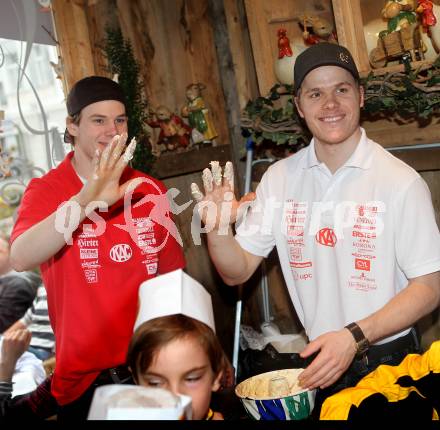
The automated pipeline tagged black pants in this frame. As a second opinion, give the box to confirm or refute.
[56,365,134,422]
[312,327,421,420]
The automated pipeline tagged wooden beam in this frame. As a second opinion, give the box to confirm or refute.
[244,0,275,96]
[332,0,370,74]
[207,0,246,193]
[51,0,96,92]
[86,0,118,76]
[389,147,440,172]
[362,118,440,148]
[224,0,259,110]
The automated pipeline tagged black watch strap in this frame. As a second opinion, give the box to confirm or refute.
[345,322,370,357]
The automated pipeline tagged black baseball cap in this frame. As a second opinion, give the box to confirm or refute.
[64,76,126,143]
[293,43,359,95]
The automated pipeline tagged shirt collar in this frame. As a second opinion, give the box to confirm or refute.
[304,128,373,170]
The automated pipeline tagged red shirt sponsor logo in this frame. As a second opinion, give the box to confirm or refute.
[290,261,312,268]
[355,258,370,271]
[109,244,133,263]
[315,228,337,247]
[352,230,376,239]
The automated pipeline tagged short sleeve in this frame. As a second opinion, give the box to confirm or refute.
[393,176,440,279]
[235,169,276,258]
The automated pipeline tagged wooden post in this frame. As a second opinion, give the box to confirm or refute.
[86,0,118,76]
[332,0,370,74]
[223,0,259,110]
[244,0,276,96]
[51,0,96,92]
[207,0,246,192]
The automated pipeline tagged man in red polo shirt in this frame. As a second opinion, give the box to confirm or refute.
[9,76,185,420]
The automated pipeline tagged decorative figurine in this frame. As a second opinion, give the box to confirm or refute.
[274,28,294,85]
[147,105,191,153]
[181,83,218,144]
[274,28,297,85]
[300,15,338,45]
[417,0,440,52]
[369,0,423,67]
[277,28,293,58]
[381,0,417,33]
[417,0,437,28]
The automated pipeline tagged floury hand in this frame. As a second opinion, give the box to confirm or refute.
[73,133,142,211]
[190,161,256,233]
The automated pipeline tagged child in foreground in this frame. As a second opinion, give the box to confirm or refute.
[127,269,229,420]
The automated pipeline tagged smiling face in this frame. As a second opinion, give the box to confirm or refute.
[295,65,364,149]
[66,100,128,160]
[137,335,221,420]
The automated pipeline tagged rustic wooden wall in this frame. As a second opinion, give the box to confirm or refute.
[115,0,229,146]
[51,0,96,90]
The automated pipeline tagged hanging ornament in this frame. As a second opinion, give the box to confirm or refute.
[38,0,51,12]
[274,28,298,85]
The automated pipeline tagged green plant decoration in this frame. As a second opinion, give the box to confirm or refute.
[241,83,311,158]
[104,27,154,174]
[241,57,440,157]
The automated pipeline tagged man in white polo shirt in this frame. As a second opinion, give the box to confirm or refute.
[191,42,440,412]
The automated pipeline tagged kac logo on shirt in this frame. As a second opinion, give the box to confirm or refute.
[110,244,133,262]
[315,228,337,247]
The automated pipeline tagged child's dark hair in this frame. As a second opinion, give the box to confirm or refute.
[127,314,227,383]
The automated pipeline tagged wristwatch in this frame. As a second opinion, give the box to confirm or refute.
[345,322,370,357]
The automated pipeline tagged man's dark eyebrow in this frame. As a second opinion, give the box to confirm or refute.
[304,87,320,94]
[304,81,353,93]
[335,81,354,86]
[88,114,127,118]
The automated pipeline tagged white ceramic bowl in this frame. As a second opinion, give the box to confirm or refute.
[235,369,316,420]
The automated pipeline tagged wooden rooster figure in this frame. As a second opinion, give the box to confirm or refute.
[417,0,437,28]
[416,0,440,52]
[274,28,296,85]
[277,28,293,58]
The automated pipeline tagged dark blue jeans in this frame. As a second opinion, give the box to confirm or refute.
[312,327,421,419]
[28,346,53,361]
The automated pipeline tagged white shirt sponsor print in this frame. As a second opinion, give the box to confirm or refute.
[349,203,382,292]
[285,200,313,281]
[133,217,159,276]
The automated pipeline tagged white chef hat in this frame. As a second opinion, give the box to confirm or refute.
[133,269,216,333]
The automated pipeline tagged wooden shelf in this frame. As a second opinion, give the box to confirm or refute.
[390,147,440,172]
[359,60,433,78]
[151,144,232,179]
